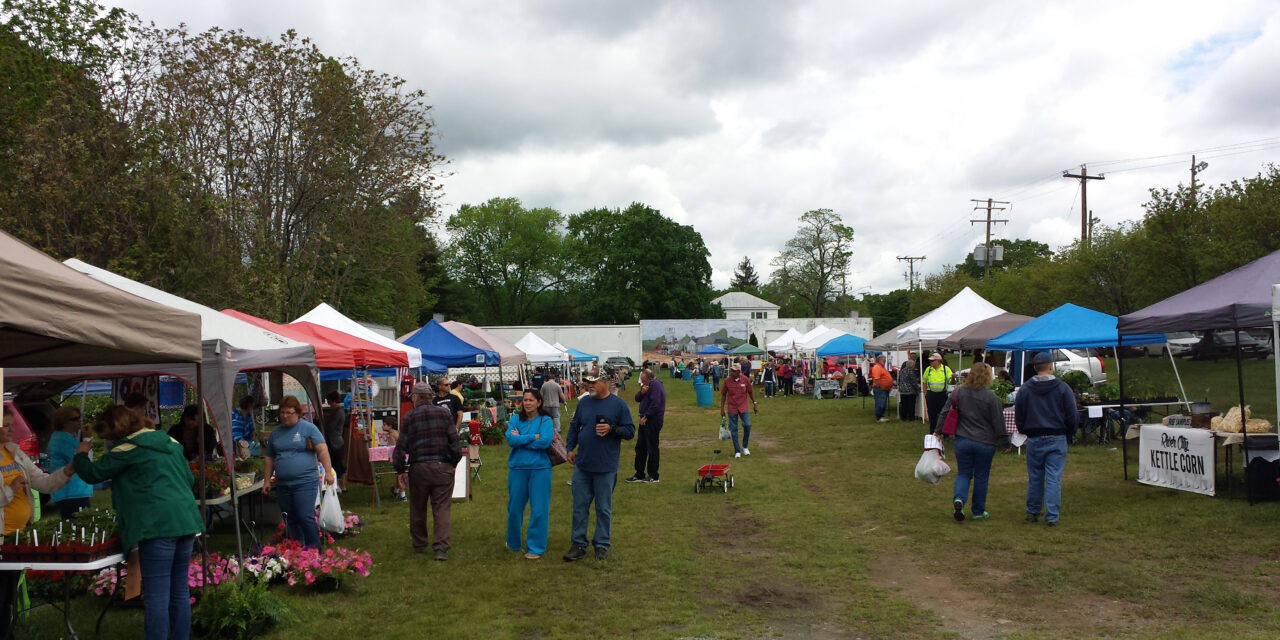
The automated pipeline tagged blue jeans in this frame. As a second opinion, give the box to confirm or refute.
[728,412,751,453]
[570,468,617,550]
[764,381,775,397]
[873,388,889,419]
[952,436,997,514]
[275,479,320,548]
[1026,435,1068,522]
[507,467,552,555]
[138,535,195,640]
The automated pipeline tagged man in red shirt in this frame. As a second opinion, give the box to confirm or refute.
[719,364,758,458]
[870,355,895,423]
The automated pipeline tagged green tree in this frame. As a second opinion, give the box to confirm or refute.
[767,209,855,317]
[566,202,719,323]
[856,289,912,335]
[729,256,761,293]
[958,238,1052,279]
[445,197,566,325]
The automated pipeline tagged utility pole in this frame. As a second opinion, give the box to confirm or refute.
[970,198,1009,280]
[1063,164,1104,246]
[897,255,925,290]
[1190,154,1208,210]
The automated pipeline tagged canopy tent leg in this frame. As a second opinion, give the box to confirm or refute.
[1235,329,1254,505]
[1166,344,1189,408]
[1120,336,1128,481]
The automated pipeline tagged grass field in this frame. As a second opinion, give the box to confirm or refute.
[21,368,1280,639]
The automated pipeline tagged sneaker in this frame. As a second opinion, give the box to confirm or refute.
[625,475,646,483]
[594,547,608,560]
[734,452,742,459]
[566,480,573,486]
[397,493,408,502]
[563,546,587,562]
[1024,513,1039,523]
[644,477,660,483]
[1046,520,1058,527]
[877,418,890,423]
[742,448,751,456]
[524,553,542,560]
[971,511,990,520]
[434,550,448,562]
[953,499,965,522]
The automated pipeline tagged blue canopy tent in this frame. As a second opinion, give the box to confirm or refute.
[698,345,730,355]
[565,347,597,361]
[400,319,500,368]
[986,303,1165,351]
[816,334,868,357]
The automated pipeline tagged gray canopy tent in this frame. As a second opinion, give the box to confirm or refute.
[938,312,1034,351]
[1117,248,1280,504]
[8,258,322,556]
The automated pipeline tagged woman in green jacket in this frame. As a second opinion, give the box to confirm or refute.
[75,405,204,640]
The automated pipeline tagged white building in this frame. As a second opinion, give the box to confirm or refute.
[713,291,780,320]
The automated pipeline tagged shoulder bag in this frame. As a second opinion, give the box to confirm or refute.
[545,416,568,466]
[940,388,961,436]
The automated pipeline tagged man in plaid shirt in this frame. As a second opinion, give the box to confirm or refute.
[392,381,464,561]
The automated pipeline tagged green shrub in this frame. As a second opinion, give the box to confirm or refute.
[192,580,296,640]
[1058,370,1092,393]
[989,378,1014,400]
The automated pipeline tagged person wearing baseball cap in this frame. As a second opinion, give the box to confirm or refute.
[922,353,954,434]
[1014,351,1077,527]
[720,363,757,458]
[563,373,635,562]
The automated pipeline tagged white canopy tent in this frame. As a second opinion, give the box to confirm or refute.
[798,328,851,351]
[896,287,1007,345]
[515,332,569,363]
[767,328,803,351]
[294,302,423,369]
[792,325,831,350]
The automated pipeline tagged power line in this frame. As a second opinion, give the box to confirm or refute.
[970,198,1009,280]
[897,256,925,290]
[1062,165,1105,246]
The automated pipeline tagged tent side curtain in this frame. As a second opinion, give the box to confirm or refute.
[401,319,499,366]
[986,303,1164,351]
[1117,248,1280,334]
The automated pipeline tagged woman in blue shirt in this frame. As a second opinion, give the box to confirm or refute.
[505,389,554,559]
[48,406,93,518]
[262,396,335,548]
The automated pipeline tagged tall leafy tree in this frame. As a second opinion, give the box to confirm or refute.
[767,208,855,317]
[856,289,912,335]
[445,197,566,325]
[729,256,761,293]
[566,202,719,323]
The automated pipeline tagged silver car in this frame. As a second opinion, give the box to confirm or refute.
[1144,331,1199,358]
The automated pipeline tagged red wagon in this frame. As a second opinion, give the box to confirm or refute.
[695,449,735,493]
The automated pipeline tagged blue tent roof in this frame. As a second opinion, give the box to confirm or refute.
[986,303,1165,351]
[401,319,499,366]
[816,334,868,356]
[698,345,729,355]
[565,347,597,361]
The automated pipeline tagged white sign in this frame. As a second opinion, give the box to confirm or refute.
[1138,425,1215,496]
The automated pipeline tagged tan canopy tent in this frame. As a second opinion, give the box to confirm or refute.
[0,230,202,367]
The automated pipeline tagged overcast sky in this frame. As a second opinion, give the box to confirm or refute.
[110,0,1280,295]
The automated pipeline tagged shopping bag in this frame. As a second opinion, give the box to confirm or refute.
[319,484,345,534]
[548,430,569,466]
[940,390,960,435]
[718,416,732,441]
[914,450,951,485]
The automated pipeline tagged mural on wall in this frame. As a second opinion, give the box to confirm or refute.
[640,319,749,355]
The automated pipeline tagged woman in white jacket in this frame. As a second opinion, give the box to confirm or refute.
[1,405,76,637]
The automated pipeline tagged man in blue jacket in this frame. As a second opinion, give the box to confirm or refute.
[564,374,635,561]
[1014,351,1078,527]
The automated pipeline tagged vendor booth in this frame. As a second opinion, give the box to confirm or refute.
[1118,248,1280,503]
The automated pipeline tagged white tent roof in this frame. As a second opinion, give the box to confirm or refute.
[294,302,422,369]
[552,342,568,352]
[767,328,803,350]
[895,287,1006,345]
[794,325,830,347]
[515,332,568,362]
[798,328,850,350]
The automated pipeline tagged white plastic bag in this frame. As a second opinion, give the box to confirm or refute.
[718,416,732,441]
[319,484,345,534]
[914,450,952,485]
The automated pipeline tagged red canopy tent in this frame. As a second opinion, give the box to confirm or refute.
[221,309,409,369]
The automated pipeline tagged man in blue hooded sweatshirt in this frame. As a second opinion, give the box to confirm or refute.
[1014,351,1078,526]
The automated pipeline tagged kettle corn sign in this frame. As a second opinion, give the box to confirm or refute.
[1138,425,1215,496]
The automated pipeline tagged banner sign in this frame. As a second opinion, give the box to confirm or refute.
[1138,425,1215,496]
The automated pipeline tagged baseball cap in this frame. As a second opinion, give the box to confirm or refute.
[584,374,603,383]
[929,352,942,361]
[411,381,432,395]
[1031,351,1053,366]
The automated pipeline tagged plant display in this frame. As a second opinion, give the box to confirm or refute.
[192,460,232,498]
[4,507,120,561]
[1097,384,1120,402]
[1057,370,1092,393]
[989,378,1015,402]
[191,580,297,640]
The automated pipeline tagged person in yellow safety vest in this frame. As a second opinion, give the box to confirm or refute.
[922,352,955,434]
